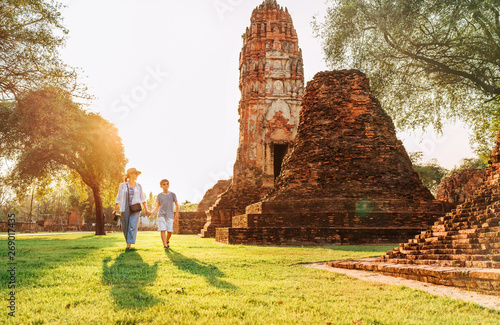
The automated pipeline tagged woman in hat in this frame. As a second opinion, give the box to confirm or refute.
[113,168,149,249]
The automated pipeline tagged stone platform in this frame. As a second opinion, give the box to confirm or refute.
[216,198,446,245]
[216,227,427,246]
[328,258,500,295]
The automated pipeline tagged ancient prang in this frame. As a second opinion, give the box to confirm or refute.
[199,0,304,238]
[330,132,500,294]
[216,70,446,245]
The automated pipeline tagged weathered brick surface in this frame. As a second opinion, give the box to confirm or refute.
[173,212,207,235]
[328,258,500,296]
[437,169,485,208]
[266,70,436,202]
[217,70,446,245]
[330,132,500,294]
[216,227,426,246]
[197,179,231,213]
[200,0,304,237]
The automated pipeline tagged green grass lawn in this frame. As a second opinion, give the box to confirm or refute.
[1,232,499,325]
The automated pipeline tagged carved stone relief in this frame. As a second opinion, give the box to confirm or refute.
[265,99,295,124]
[273,60,281,70]
[273,80,284,94]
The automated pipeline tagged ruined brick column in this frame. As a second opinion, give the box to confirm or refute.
[199,0,304,238]
[216,70,446,245]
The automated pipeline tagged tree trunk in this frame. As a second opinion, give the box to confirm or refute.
[91,186,106,236]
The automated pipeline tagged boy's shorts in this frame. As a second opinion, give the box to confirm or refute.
[158,217,174,232]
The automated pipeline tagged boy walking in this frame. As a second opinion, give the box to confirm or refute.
[150,179,179,248]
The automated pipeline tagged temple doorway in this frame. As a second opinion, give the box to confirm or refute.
[273,144,289,181]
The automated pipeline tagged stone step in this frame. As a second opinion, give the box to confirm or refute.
[399,248,499,255]
[441,211,499,224]
[405,253,500,262]
[448,232,481,240]
[477,237,500,244]
[417,242,486,250]
[380,258,500,268]
[408,234,500,247]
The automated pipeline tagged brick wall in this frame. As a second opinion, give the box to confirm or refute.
[174,212,207,234]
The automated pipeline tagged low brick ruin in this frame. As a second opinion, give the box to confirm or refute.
[436,169,485,208]
[200,0,304,238]
[194,180,230,236]
[173,212,207,235]
[215,70,446,245]
[196,179,231,214]
[329,132,500,295]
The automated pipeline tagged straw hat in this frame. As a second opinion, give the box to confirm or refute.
[126,168,142,176]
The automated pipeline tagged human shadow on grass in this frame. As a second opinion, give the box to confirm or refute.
[0,234,125,289]
[165,249,238,291]
[102,250,162,309]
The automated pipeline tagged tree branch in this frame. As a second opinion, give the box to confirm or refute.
[383,32,500,97]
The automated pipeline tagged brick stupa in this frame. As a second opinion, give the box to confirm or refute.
[216,70,446,245]
[329,132,500,295]
[200,0,304,237]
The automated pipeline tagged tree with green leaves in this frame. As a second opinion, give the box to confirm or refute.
[180,200,198,212]
[0,87,127,235]
[0,0,78,98]
[409,152,449,196]
[0,178,15,220]
[447,157,486,176]
[313,0,500,156]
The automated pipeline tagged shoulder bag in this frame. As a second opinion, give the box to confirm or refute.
[127,183,142,213]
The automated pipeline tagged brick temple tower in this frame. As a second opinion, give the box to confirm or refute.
[200,0,304,237]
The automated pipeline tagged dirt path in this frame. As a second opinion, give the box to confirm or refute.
[305,262,500,311]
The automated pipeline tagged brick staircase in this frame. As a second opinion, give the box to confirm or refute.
[328,139,500,295]
[199,205,232,238]
[380,176,500,269]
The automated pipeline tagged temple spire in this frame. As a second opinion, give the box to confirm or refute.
[199,0,304,238]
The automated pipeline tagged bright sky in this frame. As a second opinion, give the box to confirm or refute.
[58,0,476,203]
